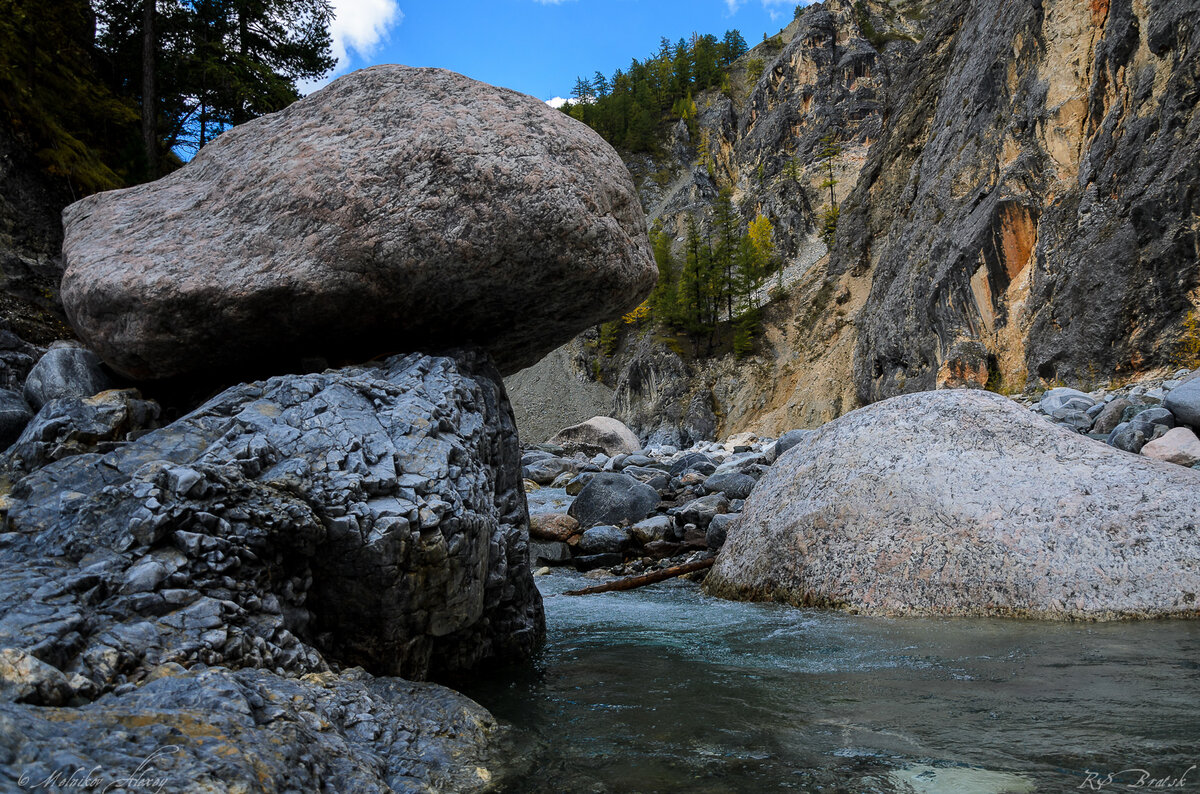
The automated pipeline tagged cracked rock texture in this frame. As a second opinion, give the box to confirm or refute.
[61,65,656,382]
[705,389,1200,619]
[0,350,543,698]
[0,666,508,793]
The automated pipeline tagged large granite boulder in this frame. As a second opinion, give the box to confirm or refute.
[548,416,641,456]
[60,65,655,382]
[0,350,543,691]
[704,390,1200,619]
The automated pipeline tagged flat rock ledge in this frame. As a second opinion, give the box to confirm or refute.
[703,389,1200,619]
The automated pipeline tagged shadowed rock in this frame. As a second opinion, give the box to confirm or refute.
[61,65,656,382]
[1,350,544,688]
[705,389,1200,619]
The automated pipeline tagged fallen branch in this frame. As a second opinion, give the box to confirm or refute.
[563,558,715,596]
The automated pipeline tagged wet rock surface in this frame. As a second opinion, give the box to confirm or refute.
[61,65,656,383]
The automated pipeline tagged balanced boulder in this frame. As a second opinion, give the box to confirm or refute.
[705,389,1200,619]
[61,65,656,382]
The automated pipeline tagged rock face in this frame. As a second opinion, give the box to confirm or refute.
[22,344,112,410]
[1,388,160,478]
[509,0,1199,442]
[704,390,1200,619]
[843,0,1200,400]
[1,350,544,687]
[61,65,656,382]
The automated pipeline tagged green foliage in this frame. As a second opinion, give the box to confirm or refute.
[94,0,336,158]
[733,309,758,358]
[0,0,143,193]
[648,222,682,326]
[654,204,773,356]
[561,27,748,154]
[746,58,765,83]
[794,4,805,18]
[1178,310,1200,369]
[816,132,842,247]
[820,205,840,249]
[0,0,338,193]
[599,320,622,357]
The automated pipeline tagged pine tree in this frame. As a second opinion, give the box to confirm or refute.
[648,222,680,326]
[720,30,748,66]
[712,189,740,322]
[816,133,843,248]
[748,214,778,291]
[592,71,609,98]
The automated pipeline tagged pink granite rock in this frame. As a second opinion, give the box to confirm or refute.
[61,65,656,381]
[705,389,1200,619]
[1141,426,1200,467]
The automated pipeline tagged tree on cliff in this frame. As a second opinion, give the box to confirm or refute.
[559,27,748,154]
[816,132,842,247]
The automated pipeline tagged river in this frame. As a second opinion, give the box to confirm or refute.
[465,571,1200,793]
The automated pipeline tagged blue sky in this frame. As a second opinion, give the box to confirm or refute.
[323,0,809,103]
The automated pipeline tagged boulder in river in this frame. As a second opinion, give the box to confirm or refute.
[705,389,1200,619]
[61,65,656,382]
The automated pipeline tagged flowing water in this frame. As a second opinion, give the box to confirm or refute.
[466,571,1200,793]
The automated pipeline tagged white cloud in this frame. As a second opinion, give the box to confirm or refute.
[299,0,402,94]
[329,0,403,67]
[725,0,742,12]
[546,97,570,109]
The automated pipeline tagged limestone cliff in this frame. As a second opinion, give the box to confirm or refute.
[507,0,1199,443]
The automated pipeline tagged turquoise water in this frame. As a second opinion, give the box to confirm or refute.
[466,572,1200,793]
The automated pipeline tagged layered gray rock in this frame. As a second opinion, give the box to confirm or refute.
[0,666,507,792]
[22,344,112,409]
[61,65,656,382]
[0,389,31,449]
[1,388,159,478]
[0,350,543,692]
[705,389,1200,618]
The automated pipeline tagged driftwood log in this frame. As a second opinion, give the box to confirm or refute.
[563,558,714,596]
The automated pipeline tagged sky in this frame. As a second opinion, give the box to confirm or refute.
[319,0,810,104]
